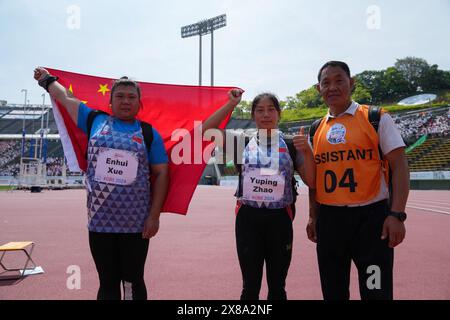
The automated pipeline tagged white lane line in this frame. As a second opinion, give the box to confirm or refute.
[406,205,450,215]
[407,202,450,210]
[408,199,450,205]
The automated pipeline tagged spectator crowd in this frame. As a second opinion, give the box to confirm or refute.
[394,110,449,144]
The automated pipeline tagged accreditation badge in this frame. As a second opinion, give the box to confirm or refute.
[94,148,139,185]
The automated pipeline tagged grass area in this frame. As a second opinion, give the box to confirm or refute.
[383,102,448,114]
[279,102,448,122]
[0,186,13,191]
[280,107,329,122]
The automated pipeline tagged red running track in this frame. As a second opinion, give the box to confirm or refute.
[0,187,449,300]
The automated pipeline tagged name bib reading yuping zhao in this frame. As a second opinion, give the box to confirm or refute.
[94,148,139,186]
[242,168,285,203]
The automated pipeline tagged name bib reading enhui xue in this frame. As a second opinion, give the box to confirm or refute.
[94,148,139,185]
[242,168,285,202]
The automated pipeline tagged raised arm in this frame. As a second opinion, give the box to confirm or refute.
[202,89,243,134]
[34,67,81,124]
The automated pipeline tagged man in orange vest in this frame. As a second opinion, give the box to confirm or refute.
[306,61,410,300]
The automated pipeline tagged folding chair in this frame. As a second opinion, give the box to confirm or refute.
[0,242,37,280]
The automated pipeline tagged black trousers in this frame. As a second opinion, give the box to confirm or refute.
[235,204,293,300]
[316,200,394,300]
[88,232,149,300]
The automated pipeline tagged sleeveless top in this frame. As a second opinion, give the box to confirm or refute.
[237,132,294,209]
[86,116,151,233]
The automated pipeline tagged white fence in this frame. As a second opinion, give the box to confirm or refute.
[410,171,450,180]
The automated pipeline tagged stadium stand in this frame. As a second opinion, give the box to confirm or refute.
[408,137,450,172]
[397,108,449,172]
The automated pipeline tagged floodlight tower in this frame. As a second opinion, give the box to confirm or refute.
[181,14,227,86]
[20,89,27,158]
[39,93,46,162]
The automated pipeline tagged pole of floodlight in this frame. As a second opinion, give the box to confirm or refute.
[20,89,27,171]
[21,89,27,133]
[199,32,202,86]
[40,94,45,133]
[40,93,45,161]
[211,27,214,86]
[21,89,27,155]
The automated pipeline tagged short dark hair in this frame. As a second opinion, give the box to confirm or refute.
[251,93,281,116]
[317,61,351,82]
[110,76,141,103]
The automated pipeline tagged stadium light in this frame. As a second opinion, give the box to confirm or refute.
[21,89,27,134]
[181,14,227,86]
[40,94,46,163]
[41,94,46,132]
[20,89,27,176]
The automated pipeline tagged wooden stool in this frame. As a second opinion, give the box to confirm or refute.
[0,242,37,279]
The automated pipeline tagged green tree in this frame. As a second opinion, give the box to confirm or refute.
[394,57,430,92]
[421,64,450,91]
[382,67,410,101]
[355,70,386,103]
[231,100,252,119]
[283,96,299,110]
[444,71,450,88]
[296,85,325,108]
[351,81,372,104]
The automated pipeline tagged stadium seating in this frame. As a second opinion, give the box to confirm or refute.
[407,137,450,172]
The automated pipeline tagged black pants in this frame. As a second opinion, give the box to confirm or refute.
[235,204,293,300]
[316,200,394,300]
[89,232,149,300]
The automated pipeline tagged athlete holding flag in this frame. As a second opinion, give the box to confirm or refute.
[203,92,315,300]
[34,67,169,300]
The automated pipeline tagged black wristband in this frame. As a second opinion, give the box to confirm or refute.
[38,74,59,92]
[389,211,407,222]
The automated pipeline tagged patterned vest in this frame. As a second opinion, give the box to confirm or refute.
[86,116,151,233]
[237,133,294,209]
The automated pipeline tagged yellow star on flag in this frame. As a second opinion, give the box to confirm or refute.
[97,84,110,96]
[68,84,88,105]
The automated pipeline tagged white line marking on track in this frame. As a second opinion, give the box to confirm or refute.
[406,205,450,215]
[408,199,450,205]
[408,202,450,210]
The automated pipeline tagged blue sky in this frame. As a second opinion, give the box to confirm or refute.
[1,0,449,104]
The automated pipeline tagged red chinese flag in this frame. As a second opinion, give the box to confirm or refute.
[47,68,239,215]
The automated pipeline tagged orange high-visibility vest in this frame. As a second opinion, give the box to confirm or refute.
[313,105,388,205]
